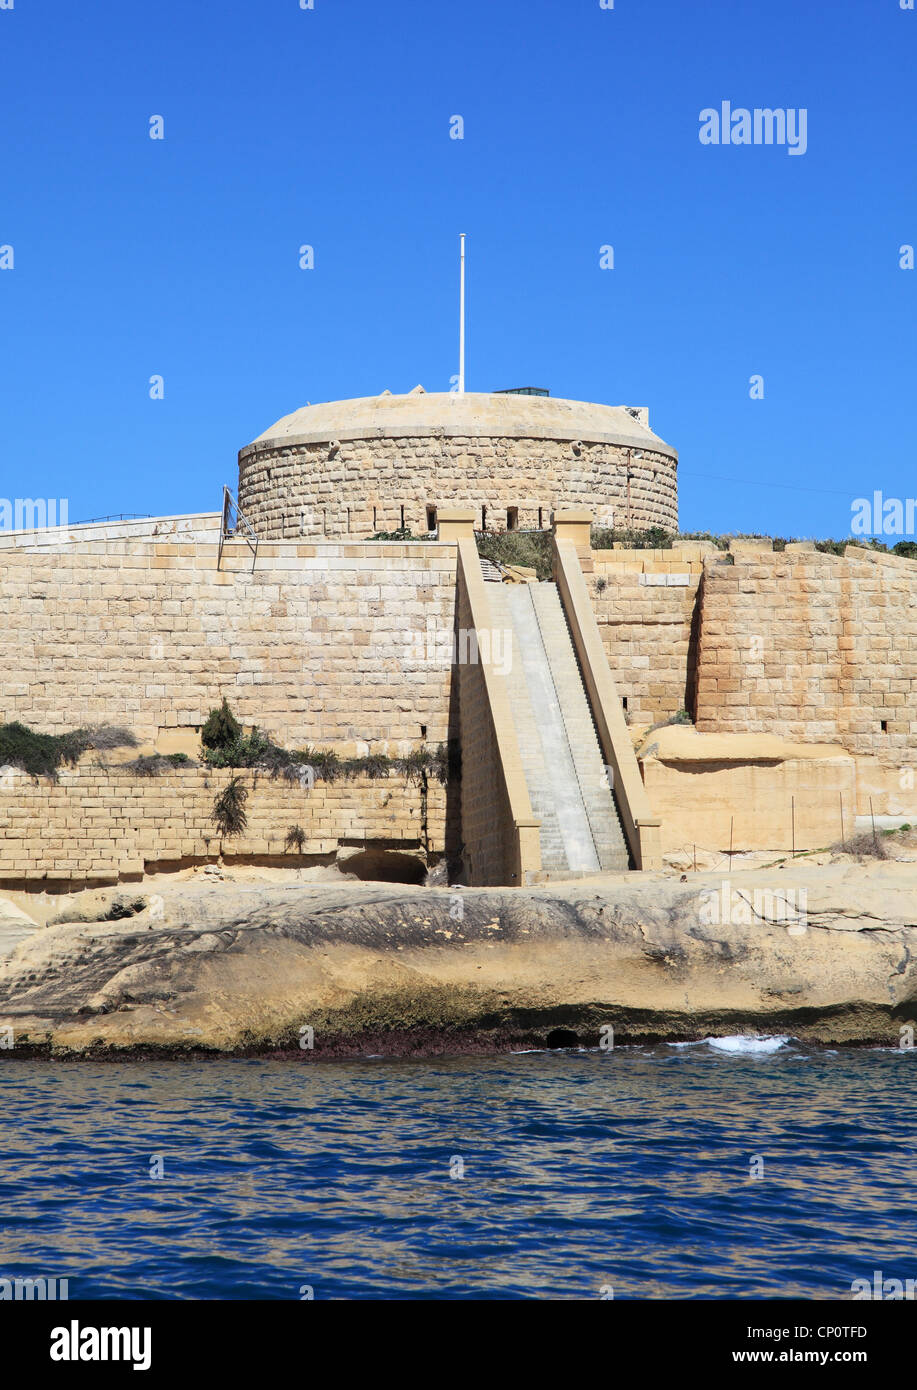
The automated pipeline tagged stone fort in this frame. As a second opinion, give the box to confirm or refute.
[0,386,914,891]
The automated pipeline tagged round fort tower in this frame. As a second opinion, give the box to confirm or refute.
[237,388,678,538]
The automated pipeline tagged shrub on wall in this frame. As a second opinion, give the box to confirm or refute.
[475,530,553,580]
[125,753,194,776]
[284,825,306,854]
[198,700,450,786]
[212,776,249,837]
[201,697,242,753]
[0,721,137,779]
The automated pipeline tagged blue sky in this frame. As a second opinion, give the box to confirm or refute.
[1,0,915,537]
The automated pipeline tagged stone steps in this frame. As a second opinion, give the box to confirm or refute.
[487,576,630,876]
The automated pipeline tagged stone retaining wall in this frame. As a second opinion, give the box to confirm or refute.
[0,763,445,889]
[695,547,917,762]
[0,539,457,751]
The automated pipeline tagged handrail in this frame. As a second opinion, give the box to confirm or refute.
[552,533,662,870]
[218,485,259,572]
[454,537,542,885]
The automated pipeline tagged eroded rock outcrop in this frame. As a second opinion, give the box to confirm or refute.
[0,861,915,1055]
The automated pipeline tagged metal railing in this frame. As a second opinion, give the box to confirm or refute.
[70,512,154,524]
[218,485,259,572]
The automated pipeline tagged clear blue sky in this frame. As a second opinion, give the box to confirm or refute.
[1,0,914,537]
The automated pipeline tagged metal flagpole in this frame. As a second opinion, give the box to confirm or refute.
[459,233,466,394]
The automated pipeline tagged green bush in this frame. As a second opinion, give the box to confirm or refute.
[201,697,242,752]
[0,721,136,780]
[197,696,451,788]
[203,727,271,769]
[476,530,553,580]
[591,525,676,551]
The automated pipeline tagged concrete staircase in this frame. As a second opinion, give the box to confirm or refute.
[486,580,631,876]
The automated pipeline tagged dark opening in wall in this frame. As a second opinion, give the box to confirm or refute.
[481,505,487,532]
[426,506,437,532]
[507,507,519,531]
[373,506,377,530]
[347,508,351,533]
[340,849,427,884]
[420,725,427,738]
[622,696,628,711]
[538,507,543,529]
[881,720,889,733]
[400,505,405,529]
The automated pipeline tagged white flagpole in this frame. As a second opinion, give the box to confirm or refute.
[459,233,466,394]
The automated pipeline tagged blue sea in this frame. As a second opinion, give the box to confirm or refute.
[2,1041,915,1300]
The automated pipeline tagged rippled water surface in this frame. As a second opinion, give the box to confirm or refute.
[2,1044,915,1299]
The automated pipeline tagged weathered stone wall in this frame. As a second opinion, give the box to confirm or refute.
[694,547,917,764]
[237,436,678,539]
[0,539,457,751]
[0,763,444,890]
[447,535,543,886]
[641,750,857,854]
[587,545,710,723]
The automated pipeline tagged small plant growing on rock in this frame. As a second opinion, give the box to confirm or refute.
[212,776,248,838]
[126,752,194,777]
[202,697,242,753]
[284,825,307,854]
[646,709,694,736]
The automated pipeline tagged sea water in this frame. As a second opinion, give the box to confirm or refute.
[1,1042,915,1299]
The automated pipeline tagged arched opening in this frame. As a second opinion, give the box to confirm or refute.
[338,849,427,884]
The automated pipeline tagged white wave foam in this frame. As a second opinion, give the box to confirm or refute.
[705,1034,790,1054]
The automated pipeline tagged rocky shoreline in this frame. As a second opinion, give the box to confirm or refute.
[0,857,915,1057]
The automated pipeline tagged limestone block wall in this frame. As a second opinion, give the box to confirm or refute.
[587,546,710,723]
[453,538,541,887]
[641,752,856,854]
[694,548,917,764]
[237,437,678,539]
[0,764,444,890]
[0,539,457,751]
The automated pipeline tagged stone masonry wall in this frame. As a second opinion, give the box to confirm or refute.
[694,547,917,761]
[453,557,518,886]
[237,437,678,539]
[0,763,445,889]
[587,546,710,723]
[0,539,457,752]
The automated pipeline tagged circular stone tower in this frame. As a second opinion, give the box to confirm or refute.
[237,388,678,538]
